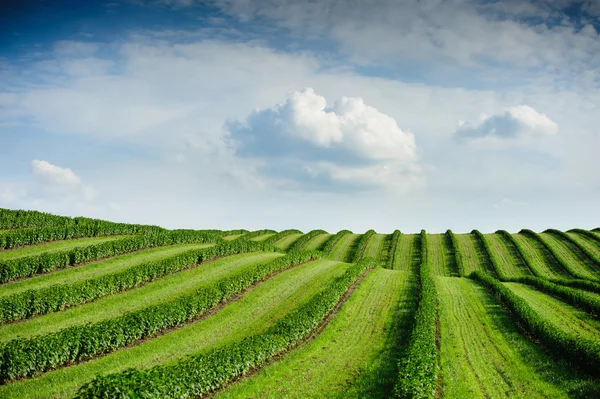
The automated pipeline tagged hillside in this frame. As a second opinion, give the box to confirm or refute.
[0,208,599,398]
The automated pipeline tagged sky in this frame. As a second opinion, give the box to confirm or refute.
[0,0,599,233]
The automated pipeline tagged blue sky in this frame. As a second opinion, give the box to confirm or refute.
[1,0,599,233]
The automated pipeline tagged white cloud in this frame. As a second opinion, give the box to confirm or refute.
[454,105,558,144]
[54,40,100,56]
[31,160,82,186]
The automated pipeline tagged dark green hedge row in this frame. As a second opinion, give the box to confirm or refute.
[221,229,249,237]
[351,229,376,263]
[547,278,600,294]
[235,229,277,241]
[321,230,352,255]
[0,250,321,383]
[0,240,274,324]
[520,229,581,279]
[385,230,401,269]
[74,257,378,398]
[445,230,465,276]
[288,229,328,252]
[471,230,501,278]
[0,230,222,283]
[568,228,600,244]
[505,276,600,316]
[496,230,545,277]
[394,229,438,399]
[471,271,600,376]
[0,207,162,233]
[545,229,600,269]
[264,229,303,245]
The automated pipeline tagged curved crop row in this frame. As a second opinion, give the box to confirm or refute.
[221,229,249,237]
[385,230,401,269]
[504,276,600,316]
[0,240,275,324]
[0,230,222,283]
[236,229,277,241]
[264,229,303,245]
[471,230,501,278]
[0,250,322,383]
[74,258,378,398]
[547,278,600,294]
[496,230,548,277]
[351,229,376,263]
[321,230,352,255]
[288,229,328,252]
[445,230,465,276]
[394,229,439,399]
[545,229,600,268]
[520,229,582,278]
[471,271,600,376]
[569,228,600,244]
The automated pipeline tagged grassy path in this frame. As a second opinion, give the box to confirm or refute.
[454,234,486,275]
[329,234,360,262]
[539,233,598,280]
[0,259,350,399]
[428,234,455,276]
[485,234,532,278]
[437,277,594,398]
[392,233,419,271]
[0,252,280,341]
[504,282,600,341]
[215,268,417,399]
[303,233,332,251]
[249,233,276,242]
[0,236,129,261]
[567,232,600,260]
[511,234,567,279]
[0,243,212,298]
[362,233,388,262]
[274,233,303,250]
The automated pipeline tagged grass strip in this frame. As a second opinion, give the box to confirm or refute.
[520,230,587,279]
[471,230,501,278]
[362,233,388,262]
[0,251,322,382]
[74,258,378,398]
[263,230,302,245]
[0,231,221,283]
[235,230,277,241]
[0,240,274,323]
[393,230,439,399]
[484,233,533,278]
[471,271,600,376]
[321,230,352,255]
[288,229,328,252]
[385,230,401,269]
[302,233,332,251]
[547,278,600,294]
[498,231,565,279]
[446,230,465,276]
[273,234,303,250]
[351,230,376,263]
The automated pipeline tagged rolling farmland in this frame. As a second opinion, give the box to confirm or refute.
[0,208,599,398]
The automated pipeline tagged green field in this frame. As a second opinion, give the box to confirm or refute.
[1,208,599,398]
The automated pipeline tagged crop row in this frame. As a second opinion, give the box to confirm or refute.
[321,230,352,255]
[496,230,549,277]
[568,228,600,244]
[545,229,600,268]
[0,230,222,283]
[394,229,438,399]
[445,230,465,276]
[236,229,277,241]
[0,240,275,323]
[520,229,582,279]
[351,229,376,263]
[0,250,323,382]
[471,230,501,278]
[288,229,328,252]
[221,229,249,236]
[546,278,600,294]
[74,257,378,398]
[264,229,303,245]
[385,230,401,269]
[504,276,600,316]
[471,271,600,376]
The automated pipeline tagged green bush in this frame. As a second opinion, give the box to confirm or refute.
[520,229,582,279]
[385,230,401,269]
[264,229,303,245]
[352,229,376,263]
[74,257,378,398]
[547,278,600,294]
[235,229,277,241]
[321,230,352,255]
[545,229,600,268]
[288,229,328,252]
[0,250,321,383]
[445,230,464,276]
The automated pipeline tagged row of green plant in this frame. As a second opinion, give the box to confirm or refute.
[568,228,600,244]
[0,240,275,324]
[520,229,585,278]
[221,229,249,237]
[235,229,277,241]
[545,229,600,268]
[445,230,465,276]
[385,230,401,269]
[351,229,376,263]
[471,271,600,376]
[471,230,502,278]
[74,257,378,398]
[546,278,600,294]
[504,276,599,317]
[0,250,321,383]
[288,229,328,252]
[496,230,546,277]
[264,229,303,245]
[0,230,222,283]
[394,229,439,399]
[321,230,352,255]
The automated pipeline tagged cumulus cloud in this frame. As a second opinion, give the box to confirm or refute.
[31,160,82,185]
[229,88,421,190]
[454,105,558,144]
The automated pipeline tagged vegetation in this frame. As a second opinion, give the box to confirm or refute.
[321,229,352,255]
[288,229,328,252]
[351,229,376,263]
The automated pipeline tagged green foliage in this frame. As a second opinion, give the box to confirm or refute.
[221,229,249,236]
[471,271,600,376]
[445,230,465,276]
[321,230,352,255]
[496,230,544,277]
[352,229,376,263]
[74,258,378,398]
[0,250,321,383]
[385,230,401,269]
[0,240,275,324]
[288,229,328,252]
[394,229,439,399]
[0,230,222,283]
[264,229,303,245]
[520,229,580,278]
[471,230,501,278]
[545,229,600,268]
[546,278,600,294]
